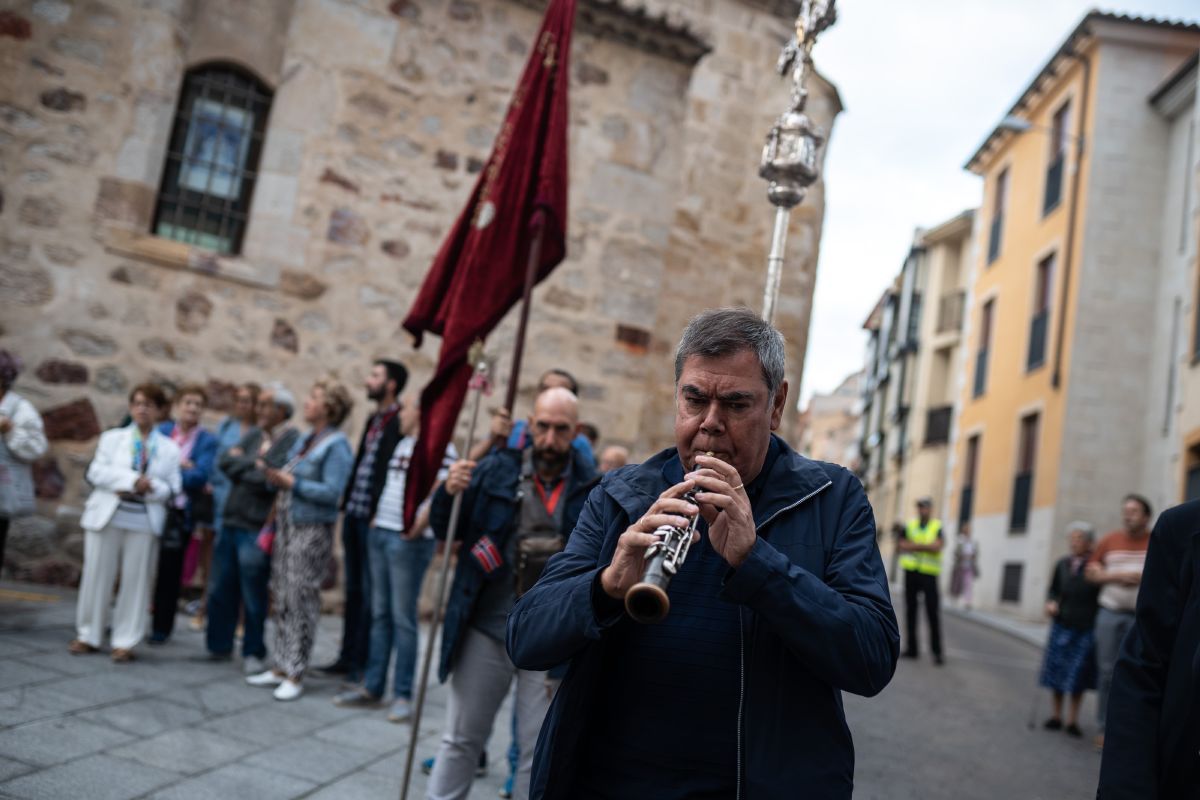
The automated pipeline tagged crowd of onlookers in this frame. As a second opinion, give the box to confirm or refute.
[0,347,629,798]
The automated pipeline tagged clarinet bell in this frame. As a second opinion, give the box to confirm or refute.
[625,577,670,624]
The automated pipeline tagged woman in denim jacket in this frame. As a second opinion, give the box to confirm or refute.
[246,379,354,701]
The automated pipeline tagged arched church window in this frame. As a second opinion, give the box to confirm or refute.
[152,63,272,255]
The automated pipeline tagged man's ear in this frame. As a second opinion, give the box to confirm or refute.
[769,379,789,431]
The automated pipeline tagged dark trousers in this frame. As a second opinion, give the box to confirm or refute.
[904,570,943,657]
[336,514,373,676]
[206,525,271,658]
[151,532,190,637]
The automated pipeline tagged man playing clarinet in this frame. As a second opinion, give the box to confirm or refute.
[508,307,899,799]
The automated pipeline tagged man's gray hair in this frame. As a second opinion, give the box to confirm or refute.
[265,382,296,419]
[1066,520,1095,542]
[674,308,786,394]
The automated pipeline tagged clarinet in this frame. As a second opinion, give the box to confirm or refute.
[625,489,701,624]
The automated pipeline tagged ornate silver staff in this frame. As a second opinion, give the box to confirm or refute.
[759,0,837,324]
[400,341,492,800]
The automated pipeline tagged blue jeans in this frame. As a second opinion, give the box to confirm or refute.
[206,525,271,659]
[363,527,435,699]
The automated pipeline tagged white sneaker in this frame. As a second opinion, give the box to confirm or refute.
[243,656,267,676]
[273,679,303,701]
[246,669,284,687]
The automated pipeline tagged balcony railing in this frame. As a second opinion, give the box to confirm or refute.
[1043,155,1064,215]
[1027,310,1048,371]
[925,405,952,445]
[1009,472,1033,532]
[936,291,965,334]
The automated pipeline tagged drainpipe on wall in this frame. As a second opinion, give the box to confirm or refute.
[1052,45,1092,389]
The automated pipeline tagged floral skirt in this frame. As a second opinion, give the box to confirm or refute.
[1038,622,1097,694]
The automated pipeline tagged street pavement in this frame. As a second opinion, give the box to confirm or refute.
[849,610,1101,799]
[0,580,511,799]
[0,580,1100,799]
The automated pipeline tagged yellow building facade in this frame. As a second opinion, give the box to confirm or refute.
[952,14,1200,618]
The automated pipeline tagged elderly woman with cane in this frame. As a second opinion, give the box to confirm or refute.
[1037,521,1101,737]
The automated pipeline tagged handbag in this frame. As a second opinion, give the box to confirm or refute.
[514,534,564,598]
[160,497,189,550]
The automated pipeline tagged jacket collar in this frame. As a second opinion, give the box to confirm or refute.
[490,445,599,498]
[603,434,832,530]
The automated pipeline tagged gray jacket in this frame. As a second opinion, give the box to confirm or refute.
[218,425,299,532]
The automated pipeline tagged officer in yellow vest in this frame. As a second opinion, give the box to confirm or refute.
[899,497,944,665]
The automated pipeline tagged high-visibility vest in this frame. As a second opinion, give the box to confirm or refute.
[899,518,943,576]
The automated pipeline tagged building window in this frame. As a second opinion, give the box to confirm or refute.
[1010,412,1039,532]
[959,434,980,525]
[1043,101,1069,215]
[1027,254,1054,371]
[973,299,994,398]
[1000,562,1024,603]
[925,405,952,446]
[987,168,1008,264]
[152,63,273,255]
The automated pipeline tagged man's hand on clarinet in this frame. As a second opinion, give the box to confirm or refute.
[444,459,476,496]
[599,482,699,600]
[690,453,756,569]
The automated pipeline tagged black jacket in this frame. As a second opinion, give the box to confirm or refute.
[341,409,402,518]
[508,438,898,800]
[218,426,300,532]
[430,447,598,683]
[1098,500,1200,799]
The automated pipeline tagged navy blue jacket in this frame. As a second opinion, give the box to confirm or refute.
[1098,500,1200,799]
[507,437,898,799]
[430,447,598,683]
[157,421,217,534]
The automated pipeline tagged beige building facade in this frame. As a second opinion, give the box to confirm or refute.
[859,210,975,575]
[0,0,840,581]
[797,369,861,470]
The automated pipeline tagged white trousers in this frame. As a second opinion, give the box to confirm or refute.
[427,628,552,800]
[75,525,158,650]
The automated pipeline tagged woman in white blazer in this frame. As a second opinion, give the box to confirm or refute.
[70,383,182,661]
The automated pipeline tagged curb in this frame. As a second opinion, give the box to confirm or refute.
[944,605,1046,649]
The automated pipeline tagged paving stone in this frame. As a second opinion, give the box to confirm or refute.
[200,706,324,744]
[0,635,40,658]
[305,769,402,799]
[0,754,34,782]
[0,685,94,727]
[0,716,134,766]
[14,648,117,676]
[0,753,177,800]
[241,736,377,784]
[77,697,206,737]
[109,728,248,775]
[0,659,63,691]
[49,670,173,706]
[313,716,409,756]
[147,763,315,800]
[270,689,364,724]
[171,680,276,715]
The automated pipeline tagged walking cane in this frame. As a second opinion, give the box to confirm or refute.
[400,344,491,800]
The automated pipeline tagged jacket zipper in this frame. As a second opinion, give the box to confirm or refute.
[736,478,832,798]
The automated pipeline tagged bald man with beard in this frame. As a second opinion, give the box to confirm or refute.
[426,387,599,800]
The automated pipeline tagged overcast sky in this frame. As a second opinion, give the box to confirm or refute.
[798,0,1199,406]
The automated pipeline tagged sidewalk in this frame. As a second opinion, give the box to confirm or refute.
[0,580,512,800]
[943,605,1048,649]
